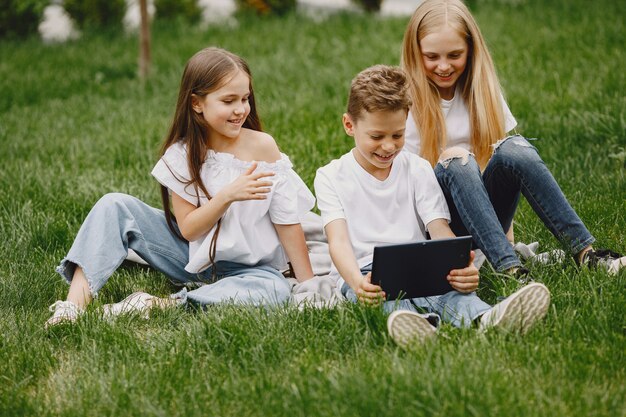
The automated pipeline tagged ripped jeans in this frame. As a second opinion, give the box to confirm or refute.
[434,135,594,272]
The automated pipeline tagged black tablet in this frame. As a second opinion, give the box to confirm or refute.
[370,236,473,299]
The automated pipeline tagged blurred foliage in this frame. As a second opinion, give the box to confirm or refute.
[155,0,202,22]
[64,0,126,28]
[236,0,296,16]
[0,0,48,38]
[351,0,383,12]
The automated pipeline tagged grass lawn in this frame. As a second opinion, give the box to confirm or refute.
[0,0,624,415]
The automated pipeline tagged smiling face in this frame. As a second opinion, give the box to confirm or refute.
[192,69,251,142]
[344,109,407,180]
[419,25,468,100]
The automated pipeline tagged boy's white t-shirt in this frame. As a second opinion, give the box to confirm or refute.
[314,150,450,282]
[404,88,517,155]
[151,141,315,273]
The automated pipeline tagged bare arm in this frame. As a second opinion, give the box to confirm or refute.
[325,219,385,303]
[274,223,314,282]
[427,218,456,240]
[172,162,274,242]
[426,218,479,294]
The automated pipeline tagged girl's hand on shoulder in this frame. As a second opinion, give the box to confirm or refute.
[447,250,479,293]
[355,272,386,306]
[222,162,274,203]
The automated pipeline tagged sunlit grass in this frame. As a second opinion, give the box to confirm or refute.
[0,0,624,415]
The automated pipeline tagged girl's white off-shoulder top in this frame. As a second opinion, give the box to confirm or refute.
[151,141,315,273]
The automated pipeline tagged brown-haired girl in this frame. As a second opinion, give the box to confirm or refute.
[46,47,315,327]
[401,0,624,278]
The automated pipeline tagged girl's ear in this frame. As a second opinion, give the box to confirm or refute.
[191,94,203,114]
[342,113,355,137]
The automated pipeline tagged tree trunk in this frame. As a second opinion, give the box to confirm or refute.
[139,0,151,81]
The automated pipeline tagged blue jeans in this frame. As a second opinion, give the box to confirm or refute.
[434,135,594,272]
[55,193,292,306]
[340,264,491,328]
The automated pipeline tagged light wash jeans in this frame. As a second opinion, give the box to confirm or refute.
[55,193,292,306]
[340,264,491,328]
[434,135,594,272]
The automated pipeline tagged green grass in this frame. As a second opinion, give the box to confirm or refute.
[1,0,625,415]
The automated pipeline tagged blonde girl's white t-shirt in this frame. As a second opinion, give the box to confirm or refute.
[314,150,450,281]
[151,141,315,273]
[404,88,517,155]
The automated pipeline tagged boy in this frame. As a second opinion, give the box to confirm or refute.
[314,65,550,348]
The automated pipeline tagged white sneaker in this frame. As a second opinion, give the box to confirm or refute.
[580,249,626,276]
[102,292,155,319]
[45,300,83,329]
[480,282,550,334]
[387,310,437,349]
[606,257,626,275]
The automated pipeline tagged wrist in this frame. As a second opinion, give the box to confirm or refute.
[347,274,365,291]
[214,189,234,207]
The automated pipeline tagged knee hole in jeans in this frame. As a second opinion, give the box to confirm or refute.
[492,136,540,167]
[438,147,473,169]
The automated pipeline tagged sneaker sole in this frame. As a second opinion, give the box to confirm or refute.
[387,310,436,349]
[490,283,551,334]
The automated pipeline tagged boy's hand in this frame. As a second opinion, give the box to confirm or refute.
[223,162,274,203]
[447,250,479,293]
[355,272,386,305]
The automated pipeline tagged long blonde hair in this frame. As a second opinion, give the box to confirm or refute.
[402,0,505,168]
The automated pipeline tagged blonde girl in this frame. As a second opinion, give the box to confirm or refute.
[401,0,623,276]
[47,47,315,327]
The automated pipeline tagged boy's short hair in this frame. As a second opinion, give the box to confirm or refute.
[347,65,412,121]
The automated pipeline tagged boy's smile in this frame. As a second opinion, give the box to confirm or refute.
[343,110,407,180]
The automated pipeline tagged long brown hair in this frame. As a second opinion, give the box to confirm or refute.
[159,47,263,273]
[402,0,506,169]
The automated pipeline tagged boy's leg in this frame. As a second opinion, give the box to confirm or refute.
[435,151,521,272]
[339,265,439,347]
[341,281,438,347]
[411,291,491,328]
[484,135,595,255]
[179,262,292,306]
[387,290,491,345]
[55,193,197,297]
